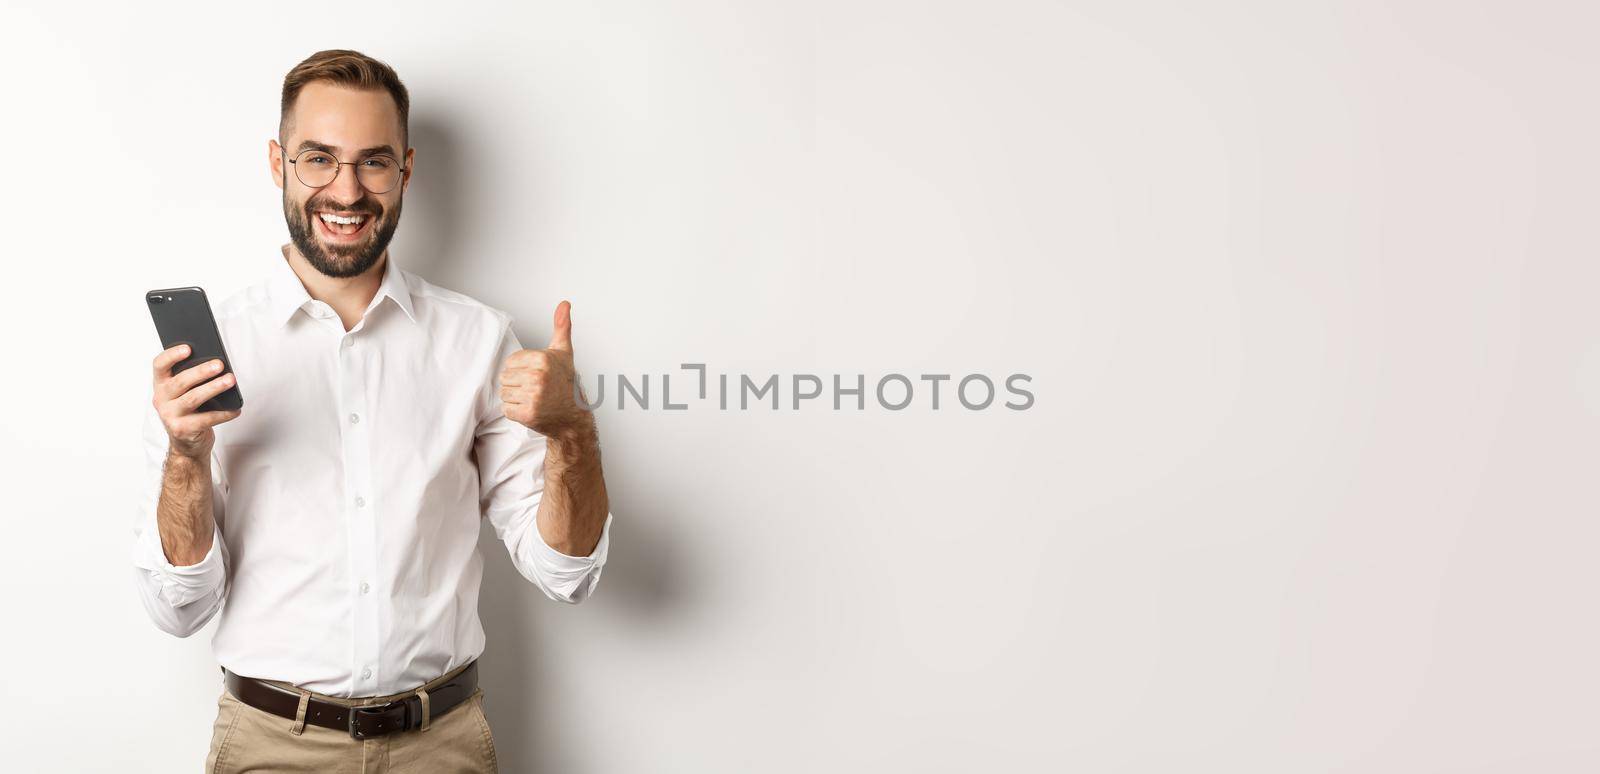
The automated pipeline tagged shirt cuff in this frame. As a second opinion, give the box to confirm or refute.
[528,511,612,598]
[135,522,226,608]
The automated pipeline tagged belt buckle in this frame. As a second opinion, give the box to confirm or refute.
[348,701,408,740]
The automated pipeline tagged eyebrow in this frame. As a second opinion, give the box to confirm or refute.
[293,140,400,158]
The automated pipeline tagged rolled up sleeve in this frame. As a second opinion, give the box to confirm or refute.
[474,319,612,605]
[130,405,230,637]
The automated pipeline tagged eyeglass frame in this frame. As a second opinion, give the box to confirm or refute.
[281,146,410,194]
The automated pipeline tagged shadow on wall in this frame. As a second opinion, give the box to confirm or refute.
[403,110,689,772]
[392,113,470,288]
[474,503,684,772]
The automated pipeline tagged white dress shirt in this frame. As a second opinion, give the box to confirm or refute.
[131,249,613,697]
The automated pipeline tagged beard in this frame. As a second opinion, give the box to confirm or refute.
[283,190,402,279]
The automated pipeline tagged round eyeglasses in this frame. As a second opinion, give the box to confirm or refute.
[285,148,406,194]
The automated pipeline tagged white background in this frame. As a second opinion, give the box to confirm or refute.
[2,1,1597,771]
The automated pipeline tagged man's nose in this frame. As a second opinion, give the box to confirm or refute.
[323,162,365,202]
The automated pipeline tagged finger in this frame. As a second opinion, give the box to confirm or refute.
[193,408,243,427]
[179,371,237,413]
[509,348,551,370]
[500,364,548,386]
[161,359,228,400]
[151,344,191,382]
[547,300,573,353]
[500,385,528,403]
[172,410,237,438]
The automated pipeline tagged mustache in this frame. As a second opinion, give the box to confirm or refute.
[303,195,382,217]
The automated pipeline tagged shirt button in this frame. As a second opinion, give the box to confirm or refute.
[360,581,370,594]
[342,338,354,348]
[349,413,360,424]
[361,667,372,680]
[354,496,366,508]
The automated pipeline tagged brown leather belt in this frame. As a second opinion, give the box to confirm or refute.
[222,660,478,740]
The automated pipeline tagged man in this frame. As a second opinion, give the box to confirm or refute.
[131,50,614,773]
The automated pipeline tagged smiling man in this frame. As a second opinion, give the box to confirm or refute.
[131,50,614,773]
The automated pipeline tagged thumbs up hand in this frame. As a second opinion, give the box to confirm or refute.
[499,300,590,438]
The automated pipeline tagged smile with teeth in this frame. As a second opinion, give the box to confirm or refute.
[315,211,372,238]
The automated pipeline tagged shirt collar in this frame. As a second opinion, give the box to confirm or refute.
[269,247,417,327]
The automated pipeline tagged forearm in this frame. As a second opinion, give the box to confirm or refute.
[535,416,610,557]
[157,450,217,566]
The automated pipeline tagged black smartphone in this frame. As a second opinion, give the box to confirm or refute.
[146,286,244,412]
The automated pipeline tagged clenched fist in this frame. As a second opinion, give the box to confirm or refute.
[499,300,591,438]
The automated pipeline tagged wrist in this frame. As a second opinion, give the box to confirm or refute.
[166,445,210,469]
[545,413,598,459]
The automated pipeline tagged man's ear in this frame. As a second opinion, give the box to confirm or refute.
[268,139,285,190]
[400,146,415,194]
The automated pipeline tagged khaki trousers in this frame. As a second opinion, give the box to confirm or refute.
[204,662,498,773]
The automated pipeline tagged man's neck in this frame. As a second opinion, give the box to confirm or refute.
[282,244,386,331]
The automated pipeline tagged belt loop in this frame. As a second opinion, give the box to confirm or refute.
[290,689,311,736]
[417,686,432,732]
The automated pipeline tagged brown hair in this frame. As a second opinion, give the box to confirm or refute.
[280,49,410,147]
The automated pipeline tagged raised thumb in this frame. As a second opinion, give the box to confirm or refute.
[548,300,573,352]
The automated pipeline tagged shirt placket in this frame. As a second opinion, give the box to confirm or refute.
[336,319,381,695]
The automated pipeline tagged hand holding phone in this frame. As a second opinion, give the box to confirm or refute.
[146,287,243,458]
